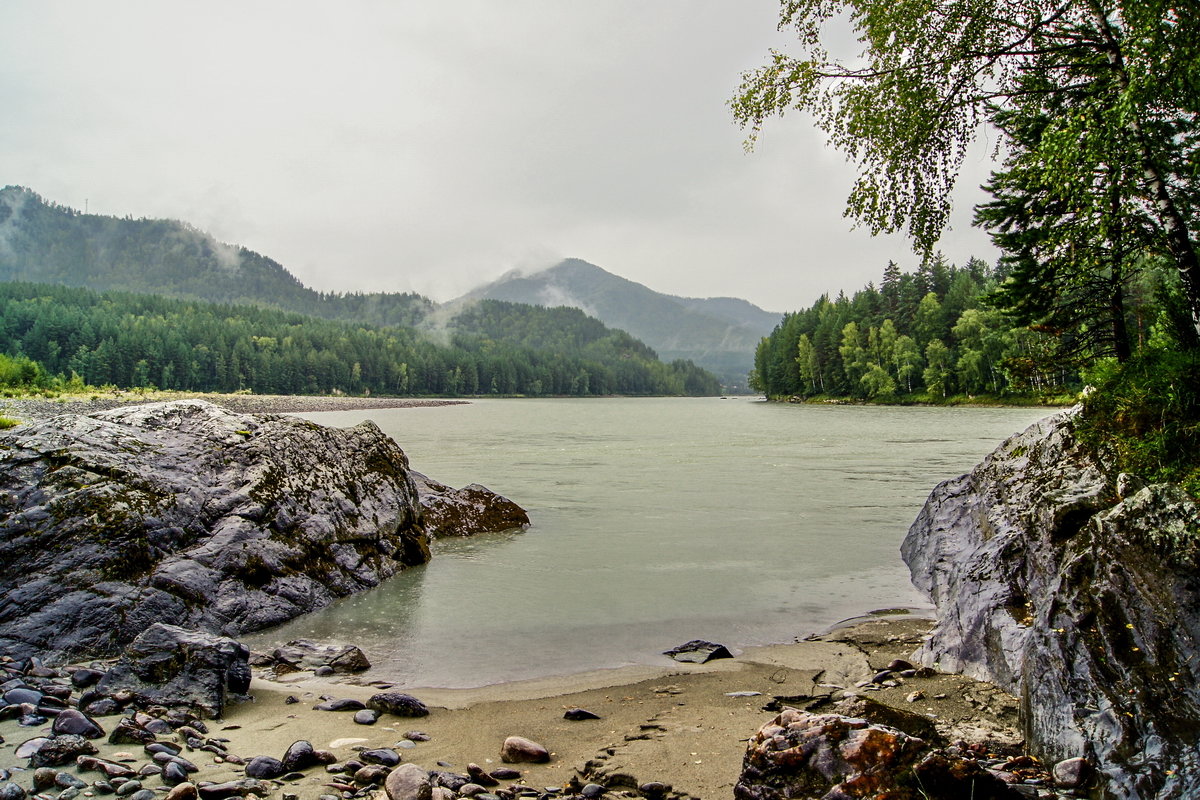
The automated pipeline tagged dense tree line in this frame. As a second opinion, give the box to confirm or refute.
[0,282,719,397]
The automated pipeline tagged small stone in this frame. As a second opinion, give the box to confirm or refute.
[905,691,925,702]
[355,765,392,785]
[244,756,286,780]
[281,741,320,772]
[488,769,521,781]
[1052,757,1093,789]
[385,763,433,800]
[404,731,431,742]
[871,670,893,684]
[0,782,27,800]
[499,737,549,764]
[466,764,498,787]
[161,762,190,786]
[53,710,106,740]
[368,693,429,718]
[563,709,600,721]
[71,670,106,690]
[662,640,732,663]
[580,784,605,799]
[633,782,672,800]
[313,698,366,712]
[886,659,914,672]
[115,782,143,797]
[354,709,381,726]
[56,774,88,790]
[29,735,99,768]
[362,749,402,768]
[458,784,485,797]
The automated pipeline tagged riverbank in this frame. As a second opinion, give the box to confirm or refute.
[0,391,467,423]
[0,616,1033,800]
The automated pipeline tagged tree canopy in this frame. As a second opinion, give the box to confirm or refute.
[733,1,1200,337]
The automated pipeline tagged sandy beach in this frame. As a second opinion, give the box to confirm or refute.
[0,616,1021,800]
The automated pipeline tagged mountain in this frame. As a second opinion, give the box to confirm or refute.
[453,258,781,390]
[0,186,432,328]
[0,187,722,396]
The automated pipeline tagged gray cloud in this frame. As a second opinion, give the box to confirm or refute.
[3,0,998,313]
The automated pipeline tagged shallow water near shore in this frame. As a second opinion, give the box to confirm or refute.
[244,397,1051,688]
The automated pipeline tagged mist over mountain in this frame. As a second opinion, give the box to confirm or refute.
[454,258,781,390]
[0,186,762,392]
[0,186,432,328]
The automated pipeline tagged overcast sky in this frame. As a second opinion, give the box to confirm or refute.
[5,1,999,313]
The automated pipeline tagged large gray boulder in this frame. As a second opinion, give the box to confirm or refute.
[902,408,1200,799]
[0,400,432,661]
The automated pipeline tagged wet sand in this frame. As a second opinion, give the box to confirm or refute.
[0,617,1021,800]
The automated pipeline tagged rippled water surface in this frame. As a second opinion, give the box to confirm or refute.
[244,398,1051,687]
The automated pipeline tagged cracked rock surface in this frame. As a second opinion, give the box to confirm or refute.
[0,399,432,661]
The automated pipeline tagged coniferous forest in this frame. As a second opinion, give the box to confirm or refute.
[0,282,719,397]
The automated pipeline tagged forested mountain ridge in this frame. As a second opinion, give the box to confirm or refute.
[0,187,728,394]
[454,258,780,391]
[0,186,433,328]
[0,282,720,397]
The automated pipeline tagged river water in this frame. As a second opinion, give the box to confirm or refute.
[244,398,1051,688]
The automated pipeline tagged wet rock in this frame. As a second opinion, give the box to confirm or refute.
[356,749,397,769]
[15,737,49,759]
[403,731,431,742]
[164,783,198,800]
[466,765,497,787]
[109,718,156,746]
[243,757,286,780]
[1052,757,1093,789]
[196,779,267,799]
[411,471,530,538]
[902,408,1200,796]
[637,782,670,800]
[71,669,106,689]
[662,640,732,664]
[281,741,320,772]
[488,769,520,781]
[3,688,42,706]
[76,756,137,780]
[269,640,371,674]
[354,765,392,785]
[367,692,428,718]
[161,762,190,786]
[27,735,98,767]
[500,737,550,764]
[430,772,470,792]
[96,624,249,719]
[580,785,605,799]
[563,708,600,721]
[51,709,105,739]
[0,400,432,662]
[385,763,433,800]
[0,782,26,800]
[314,698,366,712]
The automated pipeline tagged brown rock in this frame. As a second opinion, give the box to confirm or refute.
[500,736,550,764]
[385,763,433,800]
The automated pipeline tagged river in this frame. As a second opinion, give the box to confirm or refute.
[244,397,1052,688]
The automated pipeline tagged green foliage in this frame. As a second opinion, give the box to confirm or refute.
[749,257,1077,402]
[0,415,18,429]
[733,1,1200,335]
[1076,350,1200,497]
[0,282,719,398]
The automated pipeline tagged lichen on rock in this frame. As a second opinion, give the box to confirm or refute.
[902,407,1200,799]
[0,399,433,661]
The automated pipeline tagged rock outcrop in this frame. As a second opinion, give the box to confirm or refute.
[0,400,432,661]
[902,408,1200,799]
[411,471,529,538]
[95,623,250,718]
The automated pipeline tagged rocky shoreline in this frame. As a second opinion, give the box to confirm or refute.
[0,393,467,424]
[1,615,1082,800]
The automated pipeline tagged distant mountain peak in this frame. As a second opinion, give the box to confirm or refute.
[453,257,781,391]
